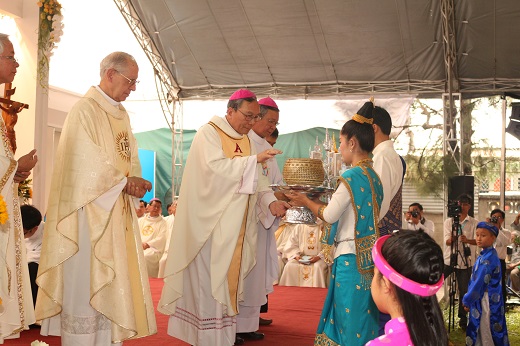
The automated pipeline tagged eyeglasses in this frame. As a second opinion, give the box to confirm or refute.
[117,70,140,86]
[237,108,261,122]
[267,119,280,126]
[0,56,17,63]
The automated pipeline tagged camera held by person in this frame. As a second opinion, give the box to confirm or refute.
[404,202,434,237]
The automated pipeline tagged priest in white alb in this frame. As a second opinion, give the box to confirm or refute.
[279,221,332,288]
[139,198,168,278]
[236,97,290,340]
[0,33,37,343]
[36,52,157,345]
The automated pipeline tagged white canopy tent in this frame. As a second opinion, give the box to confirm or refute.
[117,0,520,100]
[115,0,520,202]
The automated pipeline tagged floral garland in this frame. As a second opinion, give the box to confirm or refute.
[0,194,7,225]
[18,178,32,204]
[37,0,64,87]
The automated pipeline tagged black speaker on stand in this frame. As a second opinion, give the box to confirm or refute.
[506,102,520,141]
[448,175,474,217]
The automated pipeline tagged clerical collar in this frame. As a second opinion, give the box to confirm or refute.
[95,85,121,106]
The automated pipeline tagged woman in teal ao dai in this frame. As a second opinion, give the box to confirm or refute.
[286,101,383,346]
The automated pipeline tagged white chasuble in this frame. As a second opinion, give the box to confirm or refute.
[159,116,268,346]
[36,87,156,344]
[0,112,35,343]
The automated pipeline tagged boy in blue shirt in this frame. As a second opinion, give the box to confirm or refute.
[463,222,509,345]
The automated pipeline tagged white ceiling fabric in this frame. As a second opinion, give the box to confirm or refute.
[124,0,520,100]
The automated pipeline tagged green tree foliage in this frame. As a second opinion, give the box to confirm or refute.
[403,97,518,197]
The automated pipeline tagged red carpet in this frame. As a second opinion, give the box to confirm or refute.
[13,279,327,345]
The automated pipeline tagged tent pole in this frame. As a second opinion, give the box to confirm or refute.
[500,96,506,209]
[172,102,175,203]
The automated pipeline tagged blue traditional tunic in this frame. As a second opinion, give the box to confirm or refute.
[315,160,383,346]
[462,247,509,346]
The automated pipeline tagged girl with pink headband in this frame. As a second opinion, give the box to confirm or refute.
[367,230,448,346]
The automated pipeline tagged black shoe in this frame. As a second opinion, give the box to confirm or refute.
[259,317,272,325]
[234,335,245,345]
[238,331,265,340]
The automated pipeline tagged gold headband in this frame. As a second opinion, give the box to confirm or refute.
[353,97,375,124]
[352,113,373,124]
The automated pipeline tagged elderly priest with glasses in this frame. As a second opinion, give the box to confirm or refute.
[36,51,157,345]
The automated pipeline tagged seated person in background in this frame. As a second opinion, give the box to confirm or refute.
[266,128,279,147]
[508,231,520,294]
[166,200,177,217]
[21,205,44,308]
[403,202,434,237]
[139,198,168,278]
[158,200,177,278]
[487,208,511,301]
[275,221,290,281]
[510,213,520,231]
[164,200,177,230]
[136,199,147,218]
[279,221,332,288]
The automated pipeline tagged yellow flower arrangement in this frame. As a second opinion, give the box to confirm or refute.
[37,0,63,86]
[0,194,8,225]
[18,178,32,204]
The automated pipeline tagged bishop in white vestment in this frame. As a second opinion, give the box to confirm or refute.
[159,89,286,346]
[279,222,331,288]
[237,97,289,336]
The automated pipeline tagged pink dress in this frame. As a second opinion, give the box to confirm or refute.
[365,317,412,346]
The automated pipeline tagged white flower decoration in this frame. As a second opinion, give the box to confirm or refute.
[31,341,50,346]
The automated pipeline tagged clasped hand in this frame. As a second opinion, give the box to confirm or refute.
[125,177,152,198]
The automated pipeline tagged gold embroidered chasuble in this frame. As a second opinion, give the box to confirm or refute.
[159,115,265,317]
[210,121,251,314]
[0,112,35,341]
[35,87,156,342]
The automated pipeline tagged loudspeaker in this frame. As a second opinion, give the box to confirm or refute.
[448,175,474,217]
[506,102,520,140]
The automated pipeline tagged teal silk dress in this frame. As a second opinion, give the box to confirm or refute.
[315,160,383,346]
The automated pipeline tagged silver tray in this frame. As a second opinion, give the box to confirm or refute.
[269,184,333,198]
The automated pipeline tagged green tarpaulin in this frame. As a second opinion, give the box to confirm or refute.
[135,127,340,203]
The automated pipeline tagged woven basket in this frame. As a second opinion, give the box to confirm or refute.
[283,158,325,186]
